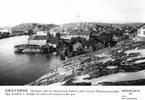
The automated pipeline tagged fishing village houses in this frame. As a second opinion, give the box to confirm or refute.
[15,23,131,59]
[56,30,108,59]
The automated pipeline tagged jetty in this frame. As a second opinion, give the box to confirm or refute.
[14,44,55,53]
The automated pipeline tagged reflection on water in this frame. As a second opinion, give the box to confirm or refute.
[0,36,61,85]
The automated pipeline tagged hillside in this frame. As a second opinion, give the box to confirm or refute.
[10,22,143,36]
[11,23,58,35]
[27,39,145,86]
[50,22,143,35]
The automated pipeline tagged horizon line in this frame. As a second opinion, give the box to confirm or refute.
[0,21,144,28]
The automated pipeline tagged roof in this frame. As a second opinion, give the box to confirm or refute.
[33,36,48,40]
[29,35,48,40]
[69,30,90,35]
[71,37,86,43]
[0,30,9,32]
[83,40,96,46]
[137,23,145,29]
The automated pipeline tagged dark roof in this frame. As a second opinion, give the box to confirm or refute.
[95,33,113,42]
[33,36,48,40]
[129,28,137,33]
[69,30,90,35]
[137,23,145,29]
[29,35,48,40]
[12,30,24,33]
[71,37,86,43]
[83,40,96,46]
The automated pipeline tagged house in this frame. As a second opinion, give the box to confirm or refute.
[83,39,97,51]
[72,41,83,52]
[0,29,10,38]
[36,31,47,35]
[11,30,24,35]
[137,24,145,37]
[60,30,90,40]
[92,32,113,46]
[0,29,10,34]
[48,37,59,48]
[28,31,48,46]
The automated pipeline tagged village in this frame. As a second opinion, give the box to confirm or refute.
[1,23,145,61]
[9,23,139,60]
[27,23,145,86]
[1,22,145,86]
[13,30,115,59]
[0,23,144,60]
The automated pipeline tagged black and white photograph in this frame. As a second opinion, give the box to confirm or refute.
[1,0,145,87]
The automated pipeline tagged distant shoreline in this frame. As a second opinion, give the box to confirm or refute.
[0,34,29,40]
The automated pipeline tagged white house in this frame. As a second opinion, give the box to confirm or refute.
[137,24,145,37]
[36,31,47,35]
[60,30,90,40]
[28,31,48,46]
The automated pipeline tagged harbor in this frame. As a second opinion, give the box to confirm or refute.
[0,35,61,85]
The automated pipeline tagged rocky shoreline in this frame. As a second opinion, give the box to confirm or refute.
[27,39,145,86]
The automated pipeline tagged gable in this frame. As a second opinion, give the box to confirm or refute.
[138,24,145,30]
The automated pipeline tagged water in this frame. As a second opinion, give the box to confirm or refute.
[0,36,61,85]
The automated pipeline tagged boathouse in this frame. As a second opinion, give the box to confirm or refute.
[28,31,48,46]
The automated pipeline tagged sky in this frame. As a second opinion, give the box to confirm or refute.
[0,0,145,27]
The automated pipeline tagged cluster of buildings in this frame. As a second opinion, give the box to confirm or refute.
[28,30,91,46]
[12,23,145,59]
[26,23,145,49]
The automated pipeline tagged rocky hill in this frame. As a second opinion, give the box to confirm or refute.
[50,22,143,35]
[10,22,143,36]
[27,38,145,86]
[11,23,58,35]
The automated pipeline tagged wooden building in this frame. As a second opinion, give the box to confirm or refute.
[28,31,48,46]
[60,30,90,40]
